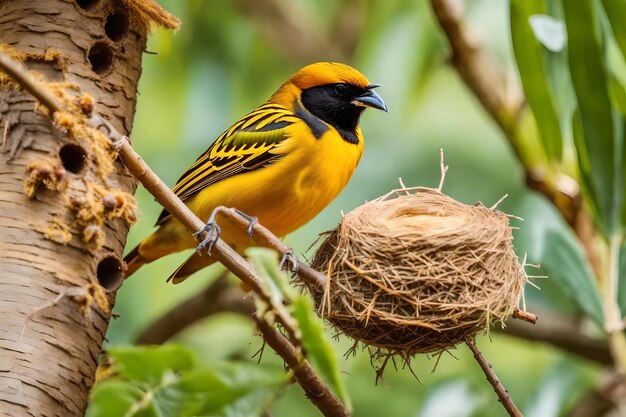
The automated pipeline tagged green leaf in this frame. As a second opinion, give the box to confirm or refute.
[160,370,233,416]
[246,247,296,302]
[513,193,603,325]
[108,345,196,385]
[607,35,626,89]
[610,75,626,116]
[523,361,591,416]
[601,0,626,65]
[213,361,288,389]
[177,363,287,415]
[529,14,566,52]
[621,119,626,228]
[87,381,148,417]
[542,229,604,326]
[572,109,600,222]
[203,362,288,416]
[541,1,578,143]
[511,3,563,161]
[563,0,619,237]
[223,388,280,417]
[88,372,223,417]
[88,353,288,417]
[292,295,352,411]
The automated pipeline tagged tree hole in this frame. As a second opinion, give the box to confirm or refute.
[105,10,130,42]
[59,144,87,174]
[97,256,123,291]
[88,42,114,75]
[75,0,100,10]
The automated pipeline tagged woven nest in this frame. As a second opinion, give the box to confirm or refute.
[308,187,526,356]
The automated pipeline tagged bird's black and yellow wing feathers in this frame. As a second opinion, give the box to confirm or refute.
[156,103,300,225]
[124,62,383,280]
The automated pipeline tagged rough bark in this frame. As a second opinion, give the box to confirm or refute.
[0,1,146,415]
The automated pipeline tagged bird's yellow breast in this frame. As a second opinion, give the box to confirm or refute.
[186,122,363,247]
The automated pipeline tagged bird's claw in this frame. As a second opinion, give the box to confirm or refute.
[246,216,258,239]
[195,220,221,255]
[234,208,258,239]
[279,250,298,278]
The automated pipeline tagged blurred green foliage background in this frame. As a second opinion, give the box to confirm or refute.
[99,1,612,416]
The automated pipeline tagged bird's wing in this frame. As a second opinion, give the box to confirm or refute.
[156,103,299,226]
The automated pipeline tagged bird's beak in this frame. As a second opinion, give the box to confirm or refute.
[352,85,388,112]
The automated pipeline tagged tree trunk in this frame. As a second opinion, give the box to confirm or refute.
[0,0,147,415]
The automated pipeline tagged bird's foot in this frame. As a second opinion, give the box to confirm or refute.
[234,208,258,239]
[195,208,222,255]
[279,250,298,278]
[195,221,221,254]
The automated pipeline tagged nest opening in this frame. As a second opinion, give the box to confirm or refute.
[307,187,526,356]
[105,9,130,42]
[75,0,100,10]
[88,42,114,75]
[59,143,87,174]
[97,255,124,292]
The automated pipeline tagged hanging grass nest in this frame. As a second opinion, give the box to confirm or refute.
[308,186,527,356]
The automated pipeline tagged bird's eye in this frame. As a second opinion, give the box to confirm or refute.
[334,84,348,96]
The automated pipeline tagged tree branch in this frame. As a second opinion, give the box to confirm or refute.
[255,317,350,417]
[466,338,523,417]
[0,53,61,114]
[136,271,254,344]
[496,317,612,366]
[0,52,349,417]
[233,0,355,63]
[512,307,538,324]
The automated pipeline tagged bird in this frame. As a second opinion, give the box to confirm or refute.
[124,62,387,283]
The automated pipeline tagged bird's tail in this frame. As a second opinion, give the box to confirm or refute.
[123,245,149,278]
[167,251,218,284]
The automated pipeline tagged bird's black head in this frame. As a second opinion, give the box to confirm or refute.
[301,83,387,144]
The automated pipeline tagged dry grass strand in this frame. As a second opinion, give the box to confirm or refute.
[123,0,180,30]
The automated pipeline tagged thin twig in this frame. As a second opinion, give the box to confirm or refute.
[466,338,523,417]
[397,178,411,195]
[0,51,349,417]
[437,148,448,192]
[0,53,61,114]
[490,194,508,210]
[512,307,537,325]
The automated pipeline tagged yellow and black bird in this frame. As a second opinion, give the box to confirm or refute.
[124,62,387,283]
